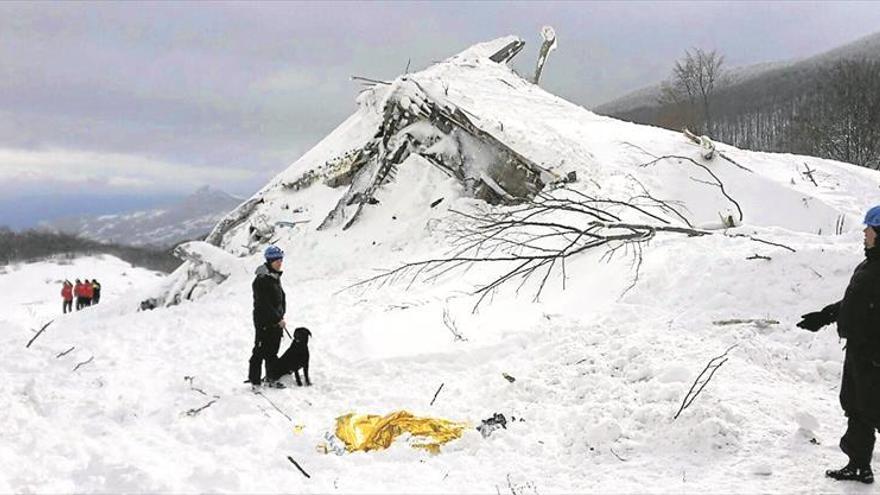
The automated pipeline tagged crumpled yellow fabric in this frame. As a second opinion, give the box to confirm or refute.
[335,410,469,454]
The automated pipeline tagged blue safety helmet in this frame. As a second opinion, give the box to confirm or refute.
[864,206,880,227]
[264,245,284,261]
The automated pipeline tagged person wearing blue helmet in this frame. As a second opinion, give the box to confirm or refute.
[797,205,880,484]
[247,245,288,389]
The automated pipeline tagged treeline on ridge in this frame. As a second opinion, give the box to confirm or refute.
[0,227,181,273]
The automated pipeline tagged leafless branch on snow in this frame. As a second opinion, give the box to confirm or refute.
[442,307,467,341]
[25,319,54,348]
[184,399,218,417]
[430,383,445,406]
[345,186,711,311]
[674,345,737,420]
[73,356,94,372]
[55,346,75,359]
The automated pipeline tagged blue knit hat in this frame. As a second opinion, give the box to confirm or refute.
[864,206,880,227]
[264,245,284,261]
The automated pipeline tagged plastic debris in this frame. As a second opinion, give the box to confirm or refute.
[476,412,508,438]
[333,410,469,454]
[316,431,347,456]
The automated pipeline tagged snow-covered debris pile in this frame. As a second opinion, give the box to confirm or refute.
[154,34,872,309]
[314,75,558,231]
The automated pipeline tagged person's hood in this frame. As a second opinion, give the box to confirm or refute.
[255,263,282,278]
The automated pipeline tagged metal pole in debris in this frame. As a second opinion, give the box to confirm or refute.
[533,26,557,85]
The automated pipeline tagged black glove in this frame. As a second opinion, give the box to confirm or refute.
[797,303,839,332]
[796,311,827,332]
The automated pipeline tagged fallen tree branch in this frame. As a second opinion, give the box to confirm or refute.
[728,234,796,253]
[718,152,753,173]
[55,346,75,358]
[430,383,445,406]
[344,187,716,311]
[73,356,94,372]
[255,391,293,422]
[802,163,818,187]
[618,241,645,298]
[712,318,779,327]
[184,376,219,398]
[26,319,54,348]
[184,399,218,417]
[637,154,743,222]
[674,345,737,420]
[287,456,311,479]
[610,447,627,462]
[442,307,466,341]
[746,254,772,261]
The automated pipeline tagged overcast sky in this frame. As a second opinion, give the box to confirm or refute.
[2,1,879,225]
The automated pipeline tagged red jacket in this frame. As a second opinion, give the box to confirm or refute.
[61,285,73,301]
[82,283,94,298]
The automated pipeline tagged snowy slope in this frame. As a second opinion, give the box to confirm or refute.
[4,37,880,493]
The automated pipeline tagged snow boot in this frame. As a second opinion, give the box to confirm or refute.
[826,465,874,484]
[263,379,286,389]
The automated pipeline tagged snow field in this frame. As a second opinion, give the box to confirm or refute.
[3,223,867,492]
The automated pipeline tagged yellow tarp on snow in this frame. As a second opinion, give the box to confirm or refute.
[335,411,469,454]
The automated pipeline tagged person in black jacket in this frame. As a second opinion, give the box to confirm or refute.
[247,245,287,389]
[797,206,880,484]
[91,279,101,305]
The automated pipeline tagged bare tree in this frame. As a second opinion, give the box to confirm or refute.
[659,48,725,135]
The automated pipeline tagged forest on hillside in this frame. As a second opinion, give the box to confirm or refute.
[603,43,880,170]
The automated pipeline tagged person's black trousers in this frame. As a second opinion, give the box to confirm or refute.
[63,300,72,314]
[841,414,878,467]
[248,324,282,384]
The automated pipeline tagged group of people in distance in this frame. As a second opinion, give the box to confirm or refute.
[60,279,101,313]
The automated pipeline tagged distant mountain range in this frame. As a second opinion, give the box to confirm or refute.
[42,186,242,248]
[594,31,880,128]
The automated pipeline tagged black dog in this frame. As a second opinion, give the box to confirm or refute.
[279,327,312,386]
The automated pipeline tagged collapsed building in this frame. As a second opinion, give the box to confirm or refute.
[153,34,851,308]
[158,36,567,305]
